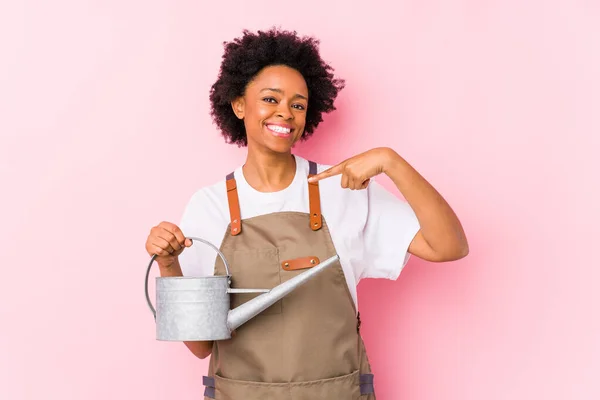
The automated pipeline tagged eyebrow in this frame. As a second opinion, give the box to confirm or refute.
[260,88,308,100]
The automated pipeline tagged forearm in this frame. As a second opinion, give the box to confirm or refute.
[158,259,214,359]
[383,149,469,260]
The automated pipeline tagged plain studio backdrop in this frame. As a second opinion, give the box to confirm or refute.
[1,1,599,399]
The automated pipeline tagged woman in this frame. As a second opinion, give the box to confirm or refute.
[145,27,468,399]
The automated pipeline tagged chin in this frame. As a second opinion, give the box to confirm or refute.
[262,135,298,154]
[266,143,294,154]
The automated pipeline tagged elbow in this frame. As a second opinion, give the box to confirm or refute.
[196,351,211,360]
[194,348,211,359]
[452,241,470,261]
[446,240,469,261]
[431,242,469,262]
[443,231,470,261]
[457,243,469,259]
[454,238,470,259]
[184,341,213,359]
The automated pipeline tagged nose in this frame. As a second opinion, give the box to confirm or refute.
[276,102,293,120]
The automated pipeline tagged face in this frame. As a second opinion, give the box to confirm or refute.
[231,65,308,154]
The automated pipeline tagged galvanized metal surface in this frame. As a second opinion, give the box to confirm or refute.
[156,275,232,341]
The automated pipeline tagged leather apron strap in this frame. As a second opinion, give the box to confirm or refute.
[203,376,215,398]
[307,160,322,230]
[225,172,241,236]
[225,160,322,234]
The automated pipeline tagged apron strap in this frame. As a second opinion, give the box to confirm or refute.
[360,374,375,395]
[226,160,323,235]
[307,160,322,231]
[226,172,242,236]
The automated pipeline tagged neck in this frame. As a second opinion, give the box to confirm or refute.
[242,146,297,193]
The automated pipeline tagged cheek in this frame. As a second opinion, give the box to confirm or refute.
[249,103,272,121]
[294,116,307,139]
[240,101,265,124]
[296,113,307,129]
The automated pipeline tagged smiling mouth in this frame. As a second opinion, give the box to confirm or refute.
[266,124,293,137]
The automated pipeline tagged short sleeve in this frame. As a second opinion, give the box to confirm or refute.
[177,190,227,277]
[357,180,421,280]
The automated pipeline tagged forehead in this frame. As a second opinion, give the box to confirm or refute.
[247,65,308,95]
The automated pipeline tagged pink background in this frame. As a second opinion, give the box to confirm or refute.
[1,1,599,399]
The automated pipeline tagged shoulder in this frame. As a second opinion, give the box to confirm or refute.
[180,178,229,232]
[178,179,231,276]
[186,179,227,210]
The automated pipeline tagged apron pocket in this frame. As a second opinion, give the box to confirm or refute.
[289,370,361,400]
[212,370,361,400]
[212,374,290,400]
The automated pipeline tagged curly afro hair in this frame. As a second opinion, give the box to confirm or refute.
[209,27,345,147]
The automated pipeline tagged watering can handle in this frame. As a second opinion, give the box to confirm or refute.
[144,236,232,319]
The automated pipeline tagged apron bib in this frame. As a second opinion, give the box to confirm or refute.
[203,161,376,400]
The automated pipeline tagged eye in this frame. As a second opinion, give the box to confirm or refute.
[292,104,306,110]
[263,97,277,103]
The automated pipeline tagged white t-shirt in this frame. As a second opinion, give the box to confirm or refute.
[178,154,420,308]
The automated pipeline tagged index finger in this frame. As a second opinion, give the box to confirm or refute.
[160,222,188,246]
[308,163,344,183]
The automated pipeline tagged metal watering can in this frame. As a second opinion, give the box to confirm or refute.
[145,236,339,341]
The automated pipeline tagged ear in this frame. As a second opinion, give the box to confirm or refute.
[231,97,245,119]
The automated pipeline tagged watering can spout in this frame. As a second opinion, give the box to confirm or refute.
[226,254,340,332]
[146,236,341,342]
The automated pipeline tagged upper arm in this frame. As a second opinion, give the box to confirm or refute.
[408,229,468,262]
[407,229,441,261]
[354,180,421,280]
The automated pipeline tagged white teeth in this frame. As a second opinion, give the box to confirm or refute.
[267,125,291,134]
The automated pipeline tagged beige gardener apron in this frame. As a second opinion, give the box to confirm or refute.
[203,160,376,399]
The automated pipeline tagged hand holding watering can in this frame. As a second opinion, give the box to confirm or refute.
[144,221,340,342]
[144,221,192,268]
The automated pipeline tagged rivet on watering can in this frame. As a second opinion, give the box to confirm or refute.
[310,259,316,264]
[233,227,238,232]
[284,262,289,268]
[233,219,238,223]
